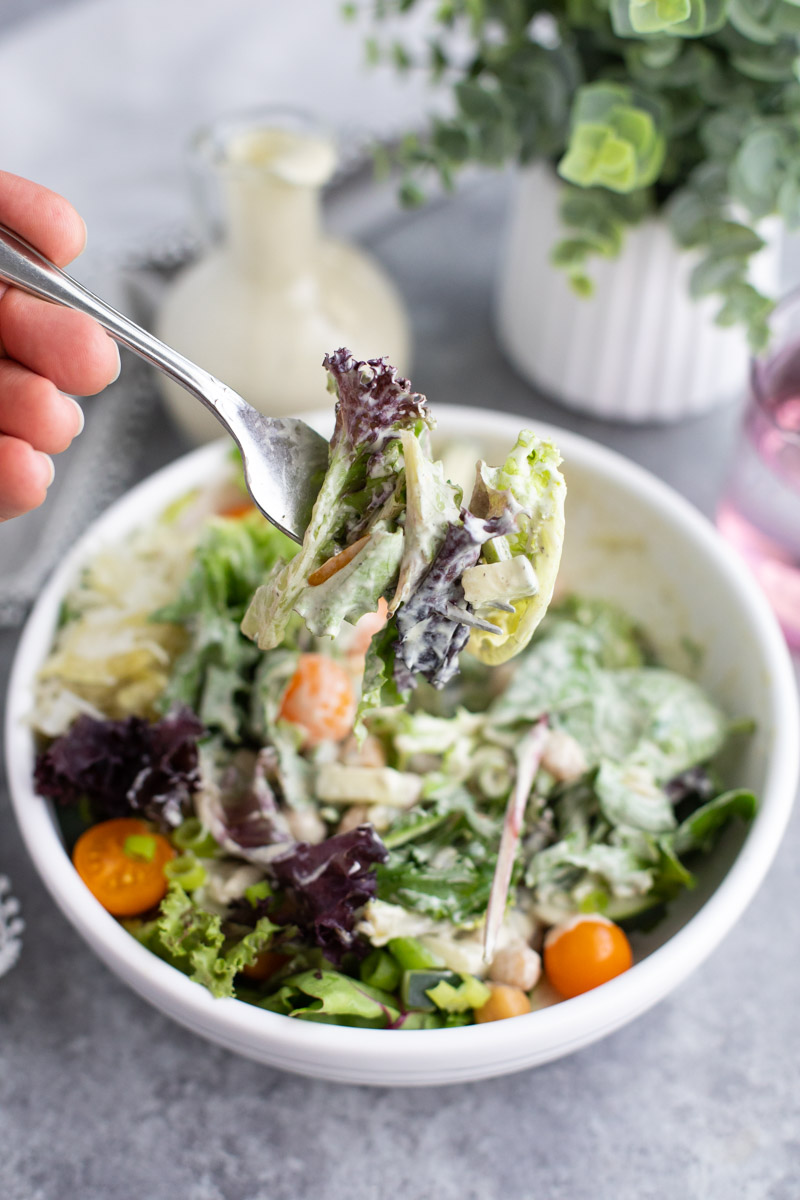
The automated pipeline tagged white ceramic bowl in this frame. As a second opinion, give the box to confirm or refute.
[5,407,799,1086]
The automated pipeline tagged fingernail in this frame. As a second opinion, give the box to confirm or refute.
[110,343,122,383]
[68,396,85,435]
[39,453,55,489]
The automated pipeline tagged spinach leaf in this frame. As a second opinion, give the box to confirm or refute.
[376,852,497,925]
[673,789,758,856]
[259,968,400,1027]
[595,760,677,833]
[543,596,649,668]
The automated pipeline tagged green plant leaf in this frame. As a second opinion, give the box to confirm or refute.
[631,0,692,34]
[731,37,798,81]
[729,0,800,41]
[455,79,507,123]
[778,176,800,227]
[611,0,729,35]
[557,83,665,193]
[399,178,427,208]
[689,252,748,298]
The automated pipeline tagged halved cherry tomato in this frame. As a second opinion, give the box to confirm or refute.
[240,950,288,981]
[543,915,633,999]
[72,817,175,917]
[348,597,389,659]
[474,983,531,1023]
[278,653,356,746]
[219,500,255,519]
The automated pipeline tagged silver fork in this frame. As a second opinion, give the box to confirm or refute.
[0,223,329,542]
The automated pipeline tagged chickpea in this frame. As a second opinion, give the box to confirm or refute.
[541,729,587,783]
[474,983,531,1023]
[336,804,371,835]
[337,804,392,835]
[489,943,542,991]
[285,807,327,844]
[339,734,387,769]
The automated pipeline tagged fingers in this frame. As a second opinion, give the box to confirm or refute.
[0,171,86,267]
[0,435,54,521]
[0,288,120,394]
[0,174,109,521]
[0,360,83,454]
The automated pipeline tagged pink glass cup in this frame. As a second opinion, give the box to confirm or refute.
[717,291,800,650]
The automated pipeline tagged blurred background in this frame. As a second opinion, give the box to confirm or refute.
[1,4,799,1199]
[2,0,800,629]
[0,0,436,618]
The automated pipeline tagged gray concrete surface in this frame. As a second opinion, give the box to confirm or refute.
[0,153,799,1200]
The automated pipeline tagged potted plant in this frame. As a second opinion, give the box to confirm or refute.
[347,0,799,421]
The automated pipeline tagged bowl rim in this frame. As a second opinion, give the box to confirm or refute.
[5,405,799,1078]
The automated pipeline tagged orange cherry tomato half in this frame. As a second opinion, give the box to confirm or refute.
[278,653,357,746]
[72,817,175,917]
[543,915,633,999]
[240,950,288,981]
[219,500,256,519]
[348,597,389,659]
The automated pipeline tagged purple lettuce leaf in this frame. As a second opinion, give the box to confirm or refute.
[324,348,430,455]
[394,509,516,691]
[194,745,292,862]
[266,826,389,964]
[34,709,204,830]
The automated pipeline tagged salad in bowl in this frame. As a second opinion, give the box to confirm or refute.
[25,353,759,1033]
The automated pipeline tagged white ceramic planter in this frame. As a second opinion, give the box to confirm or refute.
[495,165,781,423]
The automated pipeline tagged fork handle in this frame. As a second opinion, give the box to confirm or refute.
[0,222,234,421]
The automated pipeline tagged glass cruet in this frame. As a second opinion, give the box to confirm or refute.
[156,107,411,443]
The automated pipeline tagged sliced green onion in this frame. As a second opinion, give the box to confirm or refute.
[578,889,609,914]
[244,880,272,907]
[171,817,219,857]
[425,974,491,1014]
[360,949,402,993]
[164,854,206,892]
[123,834,157,862]
[482,534,512,563]
[388,937,443,971]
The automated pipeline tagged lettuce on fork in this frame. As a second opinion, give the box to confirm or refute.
[241,349,430,650]
[241,349,567,707]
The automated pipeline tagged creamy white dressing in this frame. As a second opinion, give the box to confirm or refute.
[155,120,410,440]
[226,127,337,187]
[356,899,539,979]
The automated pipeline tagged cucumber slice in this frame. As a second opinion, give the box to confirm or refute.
[388,937,443,971]
[401,969,462,1011]
[360,949,402,993]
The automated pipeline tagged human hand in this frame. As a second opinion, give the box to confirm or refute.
[0,171,120,521]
